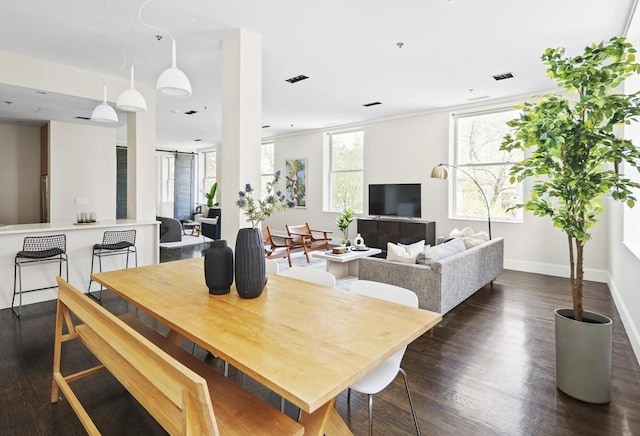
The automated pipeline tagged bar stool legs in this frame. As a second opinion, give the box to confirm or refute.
[87,230,137,301]
[12,234,68,319]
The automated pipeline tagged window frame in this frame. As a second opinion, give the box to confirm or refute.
[451,106,524,224]
[327,128,364,213]
[201,149,217,204]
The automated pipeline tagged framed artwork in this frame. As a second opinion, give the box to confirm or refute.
[285,158,307,208]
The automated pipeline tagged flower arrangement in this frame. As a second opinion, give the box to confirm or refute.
[236,171,296,228]
[335,207,355,243]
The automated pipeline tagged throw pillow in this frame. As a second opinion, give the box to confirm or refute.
[386,240,426,263]
[448,227,489,249]
[417,238,466,265]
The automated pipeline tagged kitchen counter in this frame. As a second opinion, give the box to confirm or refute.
[0,219,159,310]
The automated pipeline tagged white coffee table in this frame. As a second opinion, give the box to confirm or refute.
[313,247,382,278]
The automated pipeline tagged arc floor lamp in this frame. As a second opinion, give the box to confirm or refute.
[431,163,492,240]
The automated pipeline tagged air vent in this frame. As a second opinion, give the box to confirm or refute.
[285,75,309,84]
[492,72,514,81]
[262,125,271,129]
[74,116,91,120]
[363,101,382,107]
[184,110,198,115]
[194,139,203,142]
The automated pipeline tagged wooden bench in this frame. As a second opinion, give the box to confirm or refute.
[51,277,304,436]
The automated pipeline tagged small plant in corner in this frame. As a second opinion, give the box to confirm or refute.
[205,182,218,208]
[336,207,355,244]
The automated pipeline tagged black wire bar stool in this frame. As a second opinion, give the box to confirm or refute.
[12,234,68,318]
[87,230,137,301]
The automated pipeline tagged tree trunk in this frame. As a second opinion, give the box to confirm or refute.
[569,236,584,322]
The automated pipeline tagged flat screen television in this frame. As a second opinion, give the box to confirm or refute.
[368,183,422,218]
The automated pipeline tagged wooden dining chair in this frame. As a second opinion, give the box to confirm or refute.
[262,227,293,267]
[285,223,332,263]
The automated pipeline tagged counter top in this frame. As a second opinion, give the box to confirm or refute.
[0,219,159,235]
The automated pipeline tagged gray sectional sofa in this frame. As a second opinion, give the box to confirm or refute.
[358,237,504,315]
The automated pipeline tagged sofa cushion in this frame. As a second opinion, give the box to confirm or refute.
[417,238,466,265]
[449,227,490,249]
[386,240,425,263]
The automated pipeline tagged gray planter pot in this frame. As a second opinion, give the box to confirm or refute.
[555,308,612,404]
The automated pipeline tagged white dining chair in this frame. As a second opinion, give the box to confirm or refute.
[348,280,421,436]
[265,258,280,274]
[286,266,336,288]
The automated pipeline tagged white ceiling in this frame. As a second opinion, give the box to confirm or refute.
[0,0,636,151]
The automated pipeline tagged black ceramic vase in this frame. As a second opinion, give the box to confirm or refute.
[234,228,266,299]
[203,240,234,295]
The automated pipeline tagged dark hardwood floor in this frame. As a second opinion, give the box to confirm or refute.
[1,244,639,435]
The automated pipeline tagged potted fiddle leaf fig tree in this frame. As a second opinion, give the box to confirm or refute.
[501,37,640,404]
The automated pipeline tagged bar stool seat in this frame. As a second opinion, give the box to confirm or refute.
[12,234,68,318]
[87,230,137,301]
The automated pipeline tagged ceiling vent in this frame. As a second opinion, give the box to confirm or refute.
[492,72,514,81]
[285,75,309,84]
[74,116,91,120]
[363,101,382,107]
[194,139,203,142]
[184,110,198,115]
[262,125,271,129]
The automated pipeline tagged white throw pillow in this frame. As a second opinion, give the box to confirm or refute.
[386,240,426,263]
[417,238,466,265]
[448,227,489,248]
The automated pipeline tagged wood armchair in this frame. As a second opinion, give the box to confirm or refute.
[285,223,332,263]
[262,227,293,267]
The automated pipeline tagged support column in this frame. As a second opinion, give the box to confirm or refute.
[220,28,262,247]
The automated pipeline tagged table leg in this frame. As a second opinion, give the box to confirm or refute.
[325,261,350,278]
[299,398,353,436]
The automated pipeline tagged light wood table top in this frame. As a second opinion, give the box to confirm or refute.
[92,258,441,432]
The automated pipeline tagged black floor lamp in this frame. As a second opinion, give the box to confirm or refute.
[431,163,492,240]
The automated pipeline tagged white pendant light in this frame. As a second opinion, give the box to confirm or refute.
[91,84,118,124]
[117,65,147,112]
[156,39,192,97]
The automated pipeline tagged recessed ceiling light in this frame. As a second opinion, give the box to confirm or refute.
[363,101,382,107]
[194,139,203,142]
[492,72,514,81]
[35,90,47,95]
[285,75,309,84]
[74,116,91,120]
[184,110,198,115]
[262,125,271,129]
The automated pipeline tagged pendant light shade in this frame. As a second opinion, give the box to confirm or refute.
[156,40,192,97]
[117,65,147,112]
[91,84,118,124]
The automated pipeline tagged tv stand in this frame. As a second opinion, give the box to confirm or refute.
[357,218,435,252]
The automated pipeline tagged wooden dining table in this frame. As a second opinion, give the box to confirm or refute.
[91,257,442,435]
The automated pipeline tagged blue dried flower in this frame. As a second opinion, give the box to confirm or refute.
[275,170,281,177]
[236,198,246,208]
[245,183,253,192]
[238,191,245,197]
[288,201,297,208]
[276,190,282,197]
[266,195,275,204]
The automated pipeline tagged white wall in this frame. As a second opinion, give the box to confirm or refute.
[0,123,41,224]
[265,105,610,281]
[49,121,116,223]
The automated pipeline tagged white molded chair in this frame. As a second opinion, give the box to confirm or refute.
[286,266,336,288]
[265,259,280,274]
[348,280,421,436]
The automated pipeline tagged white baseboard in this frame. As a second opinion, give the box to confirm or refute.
[503,258,609,283]
[607,273,640,365]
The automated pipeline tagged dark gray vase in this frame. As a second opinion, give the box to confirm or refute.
[234,228,266,299]
[203,240,233,295]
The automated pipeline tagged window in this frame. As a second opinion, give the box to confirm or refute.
[328,130,364,213]
[161,154,175,203]
[261,142,275,198]
[202,150,217,203]
[452,108,523,222]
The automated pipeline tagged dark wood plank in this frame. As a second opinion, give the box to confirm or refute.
[1,247,639,435]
